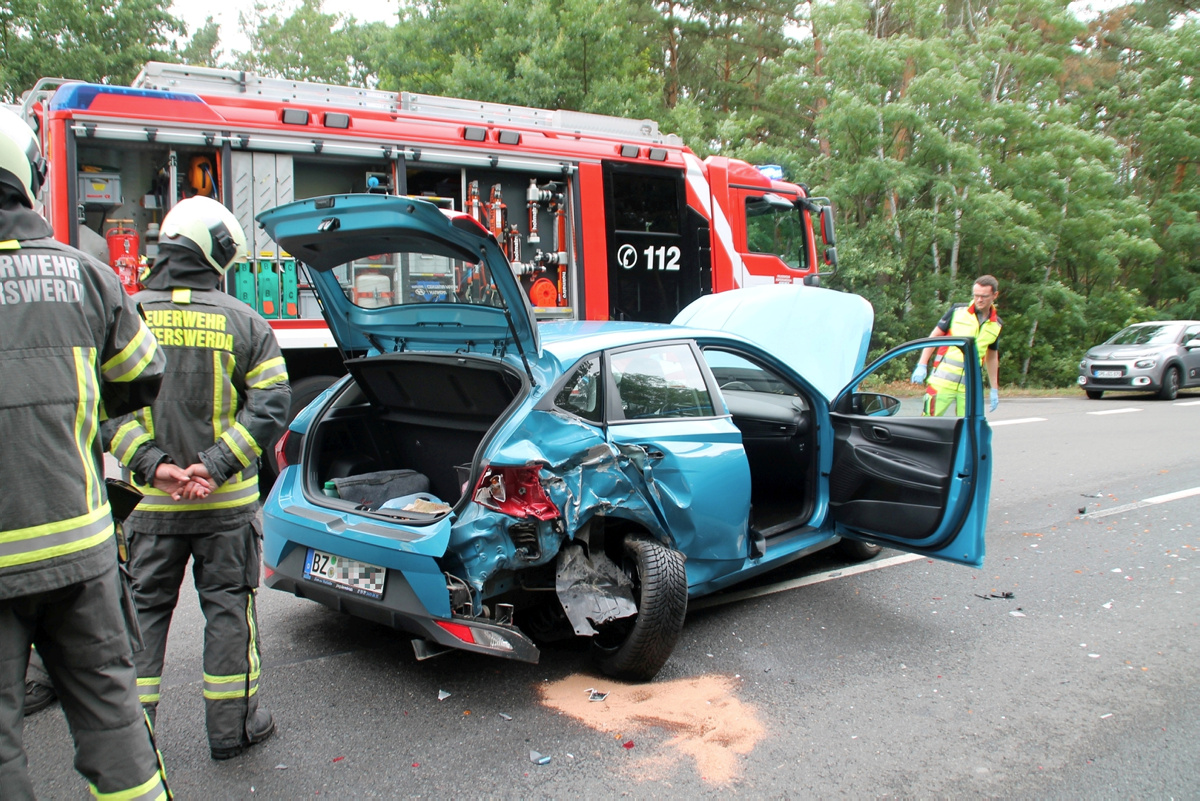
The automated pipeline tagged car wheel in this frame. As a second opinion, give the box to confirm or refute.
[1085,390,1104,400]
[259,374,339,492]
[591,536,688,682]
[1158,366,1180,401]
[836,538,882,561]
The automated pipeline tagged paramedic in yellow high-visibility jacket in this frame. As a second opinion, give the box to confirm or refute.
[910,276,1003,416]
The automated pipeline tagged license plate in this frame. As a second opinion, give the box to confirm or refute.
[1094,370,1122,378]
[303,548,386,599]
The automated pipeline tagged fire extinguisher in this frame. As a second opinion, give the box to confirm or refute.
[106,220,143,295]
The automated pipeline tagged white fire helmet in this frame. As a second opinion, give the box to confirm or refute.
[0,107,47,208]
[159,196,248,275]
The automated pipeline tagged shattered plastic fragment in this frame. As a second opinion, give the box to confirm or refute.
[438,689,451,701]
[499,712,513,721]
[1009,610,1026,617]
[332,756,345,763]
[530,750,551,765]
[623,740,635,750]
[274,765,288,770]
[587,689,609,702]
[1102,601,1113,609]
[1100,713,1113,719]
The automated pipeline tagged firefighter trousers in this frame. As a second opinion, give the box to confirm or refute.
[0,563,168,799]
[128,522,266,752]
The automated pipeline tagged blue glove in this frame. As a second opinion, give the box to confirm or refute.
[911,364,928,384]
[989,388,999,412]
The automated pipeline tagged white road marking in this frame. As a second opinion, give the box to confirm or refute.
[1086,407,1143,415]
[1174,400,1200,406]
[689,552,924,611]
[989,417,1047,427]
[1082,485,1200,519]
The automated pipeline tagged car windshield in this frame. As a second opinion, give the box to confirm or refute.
[1108,324,1182,346]
[329,248,504,309]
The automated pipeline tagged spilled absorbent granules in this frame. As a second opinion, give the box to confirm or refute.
[539,673,765,784]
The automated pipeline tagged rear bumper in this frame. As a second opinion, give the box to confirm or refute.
[266,544,539,663]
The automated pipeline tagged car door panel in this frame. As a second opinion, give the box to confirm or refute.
[830,337,990,568]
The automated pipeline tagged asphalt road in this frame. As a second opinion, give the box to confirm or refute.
[24,389,1200,798]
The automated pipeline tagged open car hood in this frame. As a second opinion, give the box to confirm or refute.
[673,284,874,399]
[256,194,539,358]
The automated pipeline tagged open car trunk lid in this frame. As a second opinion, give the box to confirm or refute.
[257,194,539,362]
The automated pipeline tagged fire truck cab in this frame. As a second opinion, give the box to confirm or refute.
[24,62,837,389]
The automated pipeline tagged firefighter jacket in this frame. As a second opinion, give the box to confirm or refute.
[927,302,1003,393]
[0,205,165,600]
[103,247,290,535]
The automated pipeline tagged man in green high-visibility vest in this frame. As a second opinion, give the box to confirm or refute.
[910,276,1003,416]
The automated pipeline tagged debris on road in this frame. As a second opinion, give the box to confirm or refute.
[622,740,635,750]
[499,712,513,720]
[529,750,551,765]
[437,689,451,701]
[1009,610,1026,617]
[586,688,609,702]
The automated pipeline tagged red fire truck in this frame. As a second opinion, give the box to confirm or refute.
[22,61,837,398]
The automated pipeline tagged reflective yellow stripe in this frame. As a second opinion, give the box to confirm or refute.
[134,474,259,512]
[246,356,288,389]
[100,323,159,383]
[135,406,155,439]
[202,669,260,700]
[172,288,191,304]
[0,240,18,250]
[89,771,167,801]
[111,419,152,466]
[247,591,261,676]
[220,421,261,469]
[0,505,114,568]
[72,348,102,512]
[137,676,161,704]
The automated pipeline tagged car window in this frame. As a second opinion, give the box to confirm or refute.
[329,249,505,310]
[1109,323,1184,345]
[1184,325,1200,342]
[702,348,800,396]
[554,357,603,424]
[611,344,714,420]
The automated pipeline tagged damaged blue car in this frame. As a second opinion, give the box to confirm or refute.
[257,195,992,681]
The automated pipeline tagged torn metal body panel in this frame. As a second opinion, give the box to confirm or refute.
[555,542,637,636]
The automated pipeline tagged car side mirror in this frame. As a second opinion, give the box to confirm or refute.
[850,392,901,417]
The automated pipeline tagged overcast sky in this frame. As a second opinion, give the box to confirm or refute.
[172,0,400,60]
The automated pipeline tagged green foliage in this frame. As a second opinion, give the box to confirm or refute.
[0,0,185,101]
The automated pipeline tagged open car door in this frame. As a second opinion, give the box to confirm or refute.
[828,337,991,567]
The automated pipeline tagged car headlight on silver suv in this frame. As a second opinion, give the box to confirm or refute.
[1079,359,1088,369]
[1135,359,1156,369]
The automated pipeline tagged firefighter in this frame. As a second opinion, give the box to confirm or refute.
[911,275,1003,416]
[0,108,173,798]
[102,195,290,759]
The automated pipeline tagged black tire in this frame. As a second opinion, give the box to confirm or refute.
[1085,390,1104,400]
[591,536,688,682]
[259,374,339,491]
[836,538,882,561]
[1158,366,1180,401]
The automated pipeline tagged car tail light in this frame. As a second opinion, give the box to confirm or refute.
[274,429,301,473]
[435,620,515,652]
[471,465,560,520]
[262,564,275,581]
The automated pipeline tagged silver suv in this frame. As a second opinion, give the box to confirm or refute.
[1078,321,1200,400]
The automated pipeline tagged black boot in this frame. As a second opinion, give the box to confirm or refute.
[23,681,57,716]
[210,709,275,760]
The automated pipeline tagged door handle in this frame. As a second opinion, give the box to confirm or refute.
[870,426,891,442]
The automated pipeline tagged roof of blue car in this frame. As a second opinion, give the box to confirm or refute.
[537,320,746,364]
